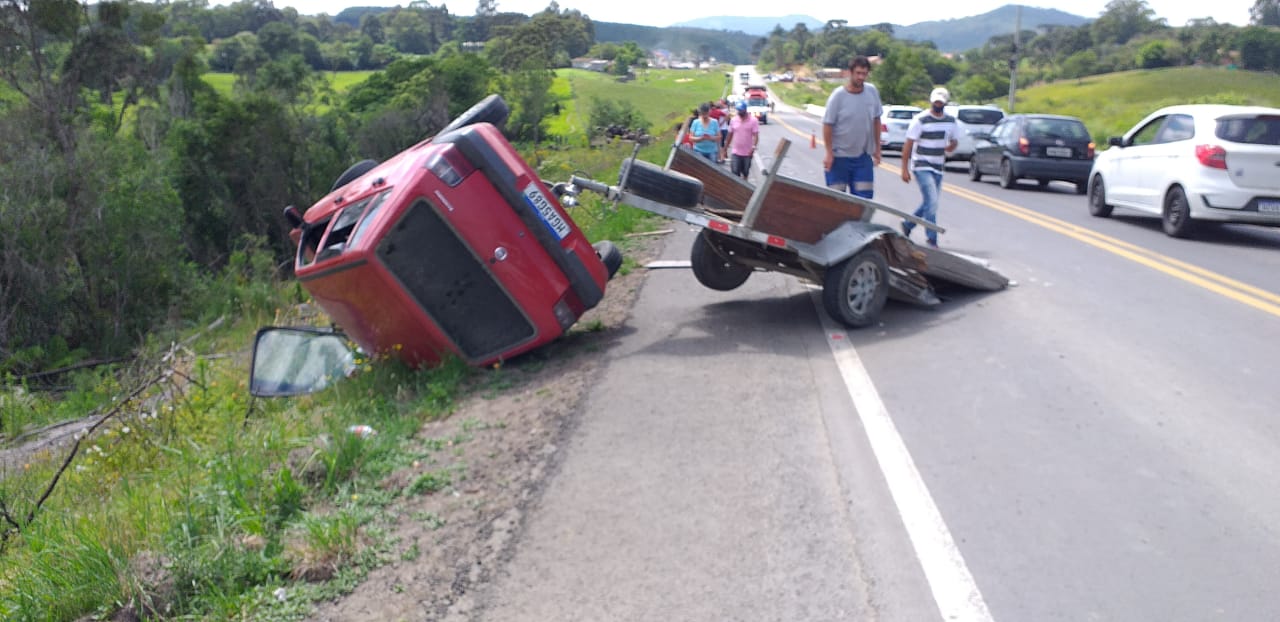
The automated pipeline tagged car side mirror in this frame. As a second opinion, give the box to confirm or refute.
[1108,136,1124,148]
[972,132,991,142]
[250,327,356,397]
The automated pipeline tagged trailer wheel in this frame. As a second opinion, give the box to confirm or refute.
[439,94,511,135]
[822,248,889,328]
[594,240,623,280]
[331,159,378,192]
[691,230,751,291]
[619,159,703,208]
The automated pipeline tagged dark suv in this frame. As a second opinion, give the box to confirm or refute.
[969,113,1095,194]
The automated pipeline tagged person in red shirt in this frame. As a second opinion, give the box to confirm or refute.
[706,100,727,163]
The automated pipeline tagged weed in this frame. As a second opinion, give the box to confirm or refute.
[408,470,452,495]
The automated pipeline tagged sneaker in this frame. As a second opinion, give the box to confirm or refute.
[900,222,912,238]
[926,239,939,248]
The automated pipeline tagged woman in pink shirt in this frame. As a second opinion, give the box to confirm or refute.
[725,101,760,180]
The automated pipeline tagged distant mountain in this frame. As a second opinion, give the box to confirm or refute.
[671,15,826,36]
[594,22,759,64]
[889,5,1090,53]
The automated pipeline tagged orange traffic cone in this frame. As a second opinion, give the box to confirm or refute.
[810,132,817,149]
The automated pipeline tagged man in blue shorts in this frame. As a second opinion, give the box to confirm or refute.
[822,56,883,198]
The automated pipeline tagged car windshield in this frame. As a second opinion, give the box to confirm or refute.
[748,97,769,107]
[1216,115,1280,145]
[958,109,1004,125]
[1026,118,1090,140]
[887,110,917,119]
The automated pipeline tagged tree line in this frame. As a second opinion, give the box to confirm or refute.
[756,0,1280,104]
[0,0,596,376]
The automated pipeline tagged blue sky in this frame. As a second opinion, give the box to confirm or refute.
[268,0,1257,28]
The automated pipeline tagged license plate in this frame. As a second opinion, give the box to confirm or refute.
[1046,146,1072,157]
[523,182,571,240]
[1259,200,1280,213]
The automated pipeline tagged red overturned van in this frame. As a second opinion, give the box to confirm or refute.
[284,95,620,368]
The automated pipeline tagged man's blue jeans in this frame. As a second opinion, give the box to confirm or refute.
[905,168,943,244]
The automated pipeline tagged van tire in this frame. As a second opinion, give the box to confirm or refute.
[594,240,623,280]
[439,94,511,135]
[331,159,379,192]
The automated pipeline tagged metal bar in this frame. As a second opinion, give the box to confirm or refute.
[740,138,791,229]
[771,173,945,233]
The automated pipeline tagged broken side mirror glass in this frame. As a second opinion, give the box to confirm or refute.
[250,327,356,397]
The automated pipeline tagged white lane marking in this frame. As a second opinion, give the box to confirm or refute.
[812,293,995,622]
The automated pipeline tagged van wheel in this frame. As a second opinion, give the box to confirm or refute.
[620,158,703,208]
[331,159,378,192]
[1088,176,1113,217]
[822,248,889,328]
[593,240,623,280]
[999,159,1016,188]
[438,94,511,135]
[691,230,751,291]
[1162,186,1197,238]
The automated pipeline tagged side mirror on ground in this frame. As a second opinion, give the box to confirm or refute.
[1108,136,1125,148]
[250,327,356,397]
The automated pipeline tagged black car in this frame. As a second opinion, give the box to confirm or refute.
[969,114,1095,194]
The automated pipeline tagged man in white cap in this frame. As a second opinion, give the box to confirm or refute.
[899,87,958,247]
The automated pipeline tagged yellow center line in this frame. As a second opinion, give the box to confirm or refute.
[772,117,1280,317]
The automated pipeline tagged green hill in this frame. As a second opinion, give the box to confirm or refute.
[1010,66,1280,143]
[892,4,1090,53]
[593,22,758,64]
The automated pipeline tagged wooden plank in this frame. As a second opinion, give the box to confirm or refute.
[752,175,868,243]
[740,139,790,229]
[669,147,753,214]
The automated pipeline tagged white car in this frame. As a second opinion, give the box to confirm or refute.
[1087,104,1280,238]
[880,105,922,152]
[945,104,1006,161]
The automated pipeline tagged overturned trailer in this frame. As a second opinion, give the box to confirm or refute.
[559,139,1009,328]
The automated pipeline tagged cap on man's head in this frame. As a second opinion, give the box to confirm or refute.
[929,87,950,104]
[735,101,748,112]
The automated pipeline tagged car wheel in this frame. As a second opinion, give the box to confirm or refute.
[1074,181,1088,195]
[619,158,703,208]
[1162,186,1197,238]
[593,240,623,280]
[1038,179,1050,190]
[331,159,378,193]
[968,159,982,181]
[690,229,752,291]
[1088,176,1113,217]
[998,159,1016,189]
[822,247,889,329]
[438,94,510,135]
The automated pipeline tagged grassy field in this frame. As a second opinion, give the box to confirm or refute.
[546,67,733,143]
[1009,66,1280,142]
[201,71,376,99]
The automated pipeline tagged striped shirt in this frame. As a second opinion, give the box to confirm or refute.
[905,112,958,172]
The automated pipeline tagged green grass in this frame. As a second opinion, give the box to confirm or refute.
[201,71,375,99]
[1008,66,1280,144]
[548,67,735,141]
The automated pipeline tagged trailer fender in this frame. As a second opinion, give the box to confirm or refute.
[790,220,896,267]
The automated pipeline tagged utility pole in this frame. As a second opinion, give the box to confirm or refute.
[1008,4,1021,112]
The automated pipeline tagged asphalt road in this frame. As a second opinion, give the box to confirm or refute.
[469,98,1280,621]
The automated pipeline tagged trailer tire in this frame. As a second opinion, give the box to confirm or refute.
[822,248,889,328]
[619,159,703,208]
[691,230,751,291]
[439,94,510,135]
[594,240,623,280]
[331,159,379,192]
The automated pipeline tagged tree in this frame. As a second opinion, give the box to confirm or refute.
[1235,26,1280,70]
[1136,39,1173,68]
[1251,0,1280,26]
[1092,0,1166,45]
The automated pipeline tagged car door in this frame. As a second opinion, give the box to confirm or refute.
[1129,114,1195,210]
[1107,115,1166,209]
[974,118,1007,174]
